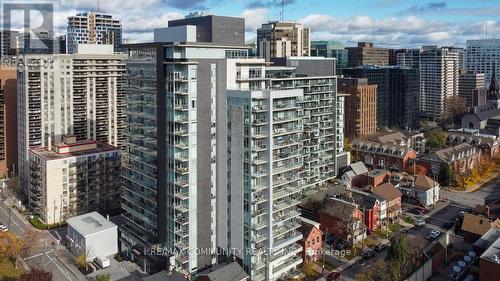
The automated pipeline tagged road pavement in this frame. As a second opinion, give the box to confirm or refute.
[440,174,500,208]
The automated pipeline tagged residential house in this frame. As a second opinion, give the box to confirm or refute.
[315,197,364,243]
[447,133,499,158]
[365,169,391,188]
[461,213,500,243]
[299,218,323,262]
[339,161,369,188]
[351,139,417,171]
[372,183,403,220]
[372,131,427,154]
[398,175,440,207]
[350,189,382,232]
[418,143,481,177]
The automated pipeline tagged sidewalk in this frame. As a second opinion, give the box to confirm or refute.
[442,171,498,193]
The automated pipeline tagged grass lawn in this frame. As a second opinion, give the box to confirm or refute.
[314,259,336,272]
[389,223,401,233]
[0,257,22,280]
[364,236,378,247]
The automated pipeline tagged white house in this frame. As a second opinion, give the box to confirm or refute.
[66,212,118,261]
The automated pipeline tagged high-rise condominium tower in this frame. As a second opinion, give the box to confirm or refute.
[17,44,126,197]
[466,39,500,88]
[458,72,486,107]
[257,21,310,61]
[420,46,459,118]
[67,12,122,54]
[346,42,389,67]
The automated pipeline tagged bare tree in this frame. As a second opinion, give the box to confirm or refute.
[443,95,467,126]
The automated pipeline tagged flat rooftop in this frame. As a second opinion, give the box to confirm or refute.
[67,211,117,237]
[29,141,119,161]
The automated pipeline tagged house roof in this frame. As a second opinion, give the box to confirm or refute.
[474,228,500,250]
[66,211,117,237]
[433,142,477,163]
[461,213,495,236]
[373,183,403,201]
[320,198,360,221]
[197,262,248,281]
[351,190,380,209]
[376,132,408,145]
[414,175,439,191]
[467,100,500,121]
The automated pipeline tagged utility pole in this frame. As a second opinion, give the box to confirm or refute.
[321,226,328,275]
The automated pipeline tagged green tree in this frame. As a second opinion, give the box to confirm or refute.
[438,165,453,186]
[96,274,111,281]
[426,128,447,148]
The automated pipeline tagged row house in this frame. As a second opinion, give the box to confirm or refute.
[351,139,417,171]
[418,143,481,176]
[372,183,403,220]
[447,133,499,159]
[299,218,323,262]
[394,174,440,207]
[372,131,427,154]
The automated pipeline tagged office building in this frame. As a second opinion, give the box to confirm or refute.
[338,77,377,139]
[420,46,459,118]
[311,41,348,74]
[459,72,486,107]
[67,12,122,54]
[344,66,420,130]
[57,35,67,54]
[121,14,248,275]
[18,44,126,196]
[0,67,17,177]
[257,21,310,61]
[28,136,121,224]
[346,42,389,67]
[389,49,406,65]
[0,30,21,58]
[396,49,420,69]
[448,47,465,71]
[466,39,500,88]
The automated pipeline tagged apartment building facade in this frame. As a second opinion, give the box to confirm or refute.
[346,42,389,67]
[257,21,310,61]
[17,45,126,195]
[28,136,120,224]
[337,77,377,139]
[420,46,460,119]
[311,41,348,74]
[67,12,122,54]
[459,72,486,107]
[396,49,420,69]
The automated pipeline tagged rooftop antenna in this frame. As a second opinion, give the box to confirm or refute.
[280,0,284,21]
[486,21,488,39]
[97,0,100,12]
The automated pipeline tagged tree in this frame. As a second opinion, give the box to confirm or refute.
[438,165,453,186]
[405,163,429,176]
[20,268,52,281]
[444,96,467,125]
[21,229,41,257]
[96,274,111,281]
[0,231,25,267]
[425,128,447,148]
[76,254,88,270]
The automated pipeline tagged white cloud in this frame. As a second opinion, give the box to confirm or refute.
[241,8,269,32]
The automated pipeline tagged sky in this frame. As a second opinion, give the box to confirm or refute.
[3,0,500,48]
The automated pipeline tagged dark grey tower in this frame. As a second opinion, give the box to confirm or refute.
[488,63,500,100]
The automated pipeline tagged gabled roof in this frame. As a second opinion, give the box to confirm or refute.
[320,198,360,221]
[414,175,439,191]
[433,143,477,163]
[376,132,408,145]
[461,213,496,236]
[373,183,403,201]
[351,191,380,209]
[197,262,248,281]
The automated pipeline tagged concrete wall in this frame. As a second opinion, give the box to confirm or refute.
[406,259,432,281]
[85,227,118,260]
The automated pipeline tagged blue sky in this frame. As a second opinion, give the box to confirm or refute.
[5,0,500,47]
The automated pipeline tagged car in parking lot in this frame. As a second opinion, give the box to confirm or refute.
[412,207,425,215]
[443,221,454,228]
[425,230,441,240]
[0,224,7,232]
[374,243,386,252]
[415,219,425,226]
[362,250,376,259]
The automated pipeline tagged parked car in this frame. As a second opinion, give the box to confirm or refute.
[374,243,386,252]
[415,219,426,226]
[327,272,341,281]
[0,224,7,232]
[412,207,425,215]
[94,257,110,269]
[443,221,454,229]
[362,250,376,259]
[425,230,441,240]
[459,211,466,217]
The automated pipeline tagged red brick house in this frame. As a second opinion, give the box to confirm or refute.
[419,143,481,177]
[365,169,391,188]
[317,198,364,243]
[299,218,323,262]
[351,190,381,232]
[351,139,417,172]
[372,183,402,220]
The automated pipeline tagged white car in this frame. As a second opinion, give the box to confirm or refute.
[415,219,425,226]
[94,257,110,269]
[426,230,441,240]
[0,224,8,232]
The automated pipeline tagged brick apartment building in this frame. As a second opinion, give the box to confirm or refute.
[351,139,417,171]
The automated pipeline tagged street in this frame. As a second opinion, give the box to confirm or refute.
[440,174,500,208]
[0,187,86,281]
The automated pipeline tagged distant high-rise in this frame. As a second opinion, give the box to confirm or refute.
[346,42,389,67]
[0,67,17,177]
[420,46,459,118]
[396,49,420,69]
[0,30,21,58]
[458,72,486,107]
[18,44,126,197]
[257,21,310,61]
[67,12,122,53]
[344,66,420,130]
[338,77,378,139]
[57,35,67,54]
[311,41,348,74]
[466,39,500,88]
